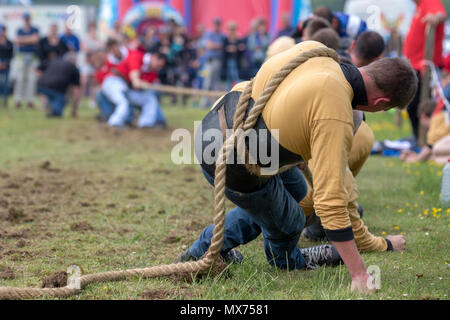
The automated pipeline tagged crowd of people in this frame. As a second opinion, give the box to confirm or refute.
[0,2,448,150]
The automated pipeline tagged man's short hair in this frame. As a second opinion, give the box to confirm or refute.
[418,100,436,118]
[313,6,335,24]
[304,17,331,39]
[106,38,119,49]
[311,28,340,50]
[353,31,385,64]
[362,57,418,109]
[154,52,168,64]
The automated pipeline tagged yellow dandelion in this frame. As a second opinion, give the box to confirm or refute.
[394,226,400,230]
[437,171,443,177]
[398,209,404,213]
[414,203,419,208]
[406,202,410,207]
[386,205,390,209]
[420,191,425,196]
[424,209,429,215]
[103,286,107,290]
[382,231,386,236]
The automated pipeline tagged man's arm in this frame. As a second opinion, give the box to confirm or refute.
[16,31,39,46]
[310,119,375,293]
[129,70,153,90]
[422,12,447,26]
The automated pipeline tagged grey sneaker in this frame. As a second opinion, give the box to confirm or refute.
[175,249,244,264]
[301,244,343,270]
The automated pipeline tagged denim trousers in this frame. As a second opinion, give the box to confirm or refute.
[188,166,308,270]
[102,76,166,128]
[0,68,9,104]
[38,86,66,116]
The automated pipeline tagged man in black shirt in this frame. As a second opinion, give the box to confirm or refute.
[38,23,68,72]
[0,25,13,107]
[37,53,81,117]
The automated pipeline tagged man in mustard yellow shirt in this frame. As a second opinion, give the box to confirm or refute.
[179,41,417,293]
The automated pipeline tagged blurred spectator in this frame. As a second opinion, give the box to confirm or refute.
[80,22,104,107]
[140,26,159,53]
[443,55,450,101]
[403,0,447,142]
[14,12,39,109]
[0,25,13,107]
[38,23,67,72]
[311,28,340,51]
[37,53,81,118]
[222,21,245,89]
[277,13,295,38]
[108,21,125,44]
[348,31,386,67]
[200,18,225,107]
[400,100,450,164]
[302,17,331,41]
[314,6,368,49]
[60,25,80,53]
[247,18,270,77]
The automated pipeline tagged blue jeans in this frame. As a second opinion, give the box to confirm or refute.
[38,86,66,117]
[0,68,9,105]
[188,167,308,270]
[127,89,166,128]
[96,90,115,121]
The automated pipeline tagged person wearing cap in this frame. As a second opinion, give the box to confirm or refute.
[0,25,13,107]
[14,12,40,109]
[199,18,226,108]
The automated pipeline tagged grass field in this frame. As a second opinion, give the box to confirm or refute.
[0,100,448,300]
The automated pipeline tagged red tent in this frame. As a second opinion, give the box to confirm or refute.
[114,0,304,37]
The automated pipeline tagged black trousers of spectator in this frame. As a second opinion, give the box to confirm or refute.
[406,70,422,141]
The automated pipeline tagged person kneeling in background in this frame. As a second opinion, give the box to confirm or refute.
[37,52,81,118]
[400,100,450,164]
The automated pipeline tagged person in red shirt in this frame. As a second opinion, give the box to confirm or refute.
[403,0,447,141]
[94,39,129,121]
[101,49,167,128]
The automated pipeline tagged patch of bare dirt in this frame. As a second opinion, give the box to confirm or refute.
[0,267,15,280]
[42,271,68,288]
[40,161,62,173]
[163,234,181,244]
[70,221,94,232]
[141,289,173,300]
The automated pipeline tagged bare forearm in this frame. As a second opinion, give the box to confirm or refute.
[332,240,367,278]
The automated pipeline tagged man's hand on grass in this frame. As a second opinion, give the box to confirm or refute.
[387,235,406,251]
[351,273,378,294]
